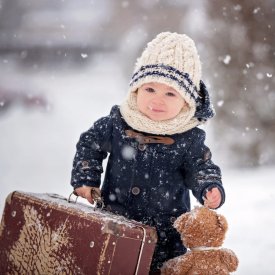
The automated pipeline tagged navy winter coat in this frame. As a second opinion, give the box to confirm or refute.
[71,105,225,269]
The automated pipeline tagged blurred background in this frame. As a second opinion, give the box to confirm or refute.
[0,0,275,274]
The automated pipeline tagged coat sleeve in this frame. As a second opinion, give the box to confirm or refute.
[181,128,225,208]
[70,112,113,189]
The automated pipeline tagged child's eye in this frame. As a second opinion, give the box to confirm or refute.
[145,87,155,93]
[166,92,176,97]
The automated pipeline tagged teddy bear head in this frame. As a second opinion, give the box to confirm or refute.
[174,206,228,249]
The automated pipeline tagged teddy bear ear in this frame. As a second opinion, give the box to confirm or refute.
[174,207,201,231]
[217,214,228,232]
[173,213,189,232]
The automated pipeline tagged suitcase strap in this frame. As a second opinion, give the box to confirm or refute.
[135,225,147,275]
[68,192,149,274]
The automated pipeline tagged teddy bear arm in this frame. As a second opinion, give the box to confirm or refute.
[219,249,239,272]
[161,253,194,275]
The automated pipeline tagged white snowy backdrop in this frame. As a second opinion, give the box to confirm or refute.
[1,1,275,274]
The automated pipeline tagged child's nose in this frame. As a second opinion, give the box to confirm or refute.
[152,94,165,104]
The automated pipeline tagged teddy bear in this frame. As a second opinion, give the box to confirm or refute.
[161,207,239,275]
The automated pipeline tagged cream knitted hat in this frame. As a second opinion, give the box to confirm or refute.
[133,32,201,89]
[120,32,215,135]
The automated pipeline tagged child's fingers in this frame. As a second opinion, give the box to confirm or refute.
[203,197,210,208]
[206,188,219,200]
[204,187,221,208]
[86,194,95,204]
[74,186,97,204]
[74,187,89,197]
[204,198,219,208]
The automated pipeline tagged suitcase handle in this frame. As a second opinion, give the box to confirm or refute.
[67,190,105,210]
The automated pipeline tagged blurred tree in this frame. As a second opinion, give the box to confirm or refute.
[101,1,191,76]
[204,0,275,167]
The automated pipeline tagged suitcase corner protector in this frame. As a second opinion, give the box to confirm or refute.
[6,191,17,205]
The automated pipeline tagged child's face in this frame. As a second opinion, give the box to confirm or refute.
[136,82,187,121]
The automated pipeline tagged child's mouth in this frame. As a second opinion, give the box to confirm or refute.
[148,106,165,112]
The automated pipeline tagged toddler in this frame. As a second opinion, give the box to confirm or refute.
[71,32,225,272]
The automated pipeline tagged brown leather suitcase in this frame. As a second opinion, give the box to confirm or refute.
[0,191,157,275]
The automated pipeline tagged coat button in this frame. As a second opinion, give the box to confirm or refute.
[131,187,141,195]
[82,161,90,169]
[138,144,146,151]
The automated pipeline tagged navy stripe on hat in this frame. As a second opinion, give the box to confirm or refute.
[130,64,199,100]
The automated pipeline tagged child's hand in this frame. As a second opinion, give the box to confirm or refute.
[203,187,221,209]
[74,186,101,204]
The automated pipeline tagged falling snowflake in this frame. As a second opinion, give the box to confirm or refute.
[234,5,242,11]
[256,73,264,80]
[81,53,88,59]
[121,145,136,160]
[220,55,231,65]
[121,1,129,8]
[253,7,261,14]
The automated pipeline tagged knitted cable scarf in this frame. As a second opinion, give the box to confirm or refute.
[120,91,200,136]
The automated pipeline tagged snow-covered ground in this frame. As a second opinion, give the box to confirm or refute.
[1,55,275,274]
